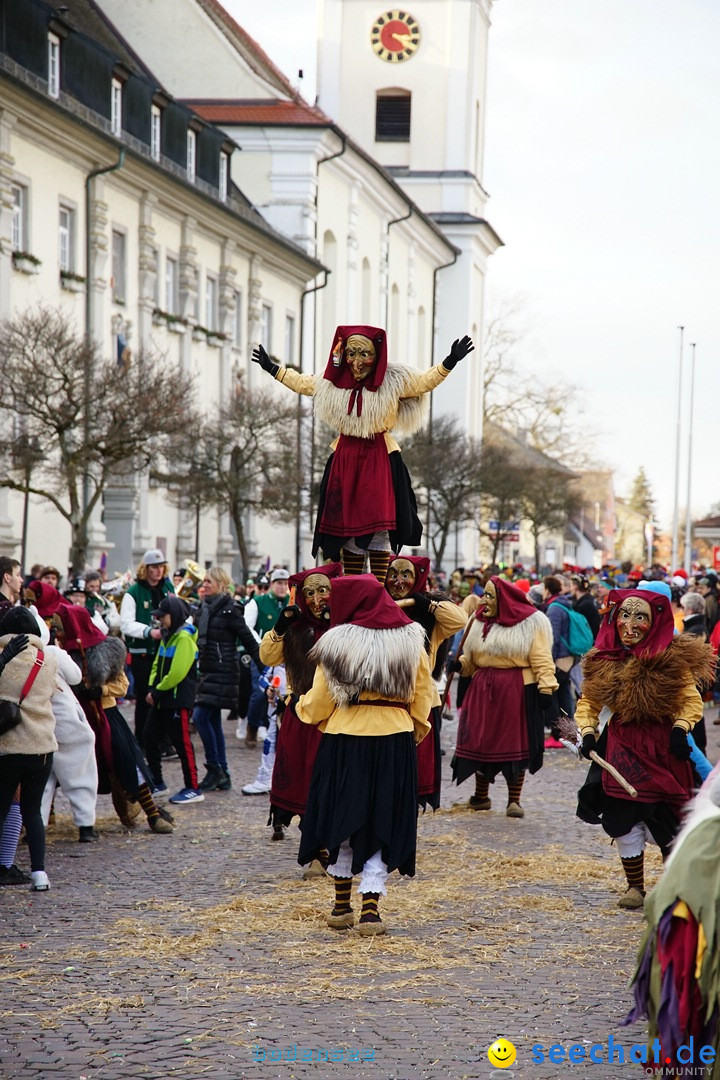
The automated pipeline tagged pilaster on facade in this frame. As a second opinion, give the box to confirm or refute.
[88,184,110,343]
[246,257,263,382]
[218,249,237,340]
[138,194,158,343]
[179,216,198,324]
[0,109,18,316]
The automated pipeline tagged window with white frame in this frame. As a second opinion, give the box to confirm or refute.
[165,256,178,314]
[58,205,74,272]
[261,303,273,353]
[47,33,60,98]
[233,291,243,349]
[112,230,126,302]
[205,274,218,332]
[11,185,27,251]
[219,152,229,201]
[150,105,161,162]
[111,77,122,137]
[284,314,295,364]
[186,129,196,182]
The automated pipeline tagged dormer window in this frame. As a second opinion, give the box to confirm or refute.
[186,129,196,182]
[151,105,161,162]
[111,78,123,137]
[47,33,60,98]
[219,151,229,202]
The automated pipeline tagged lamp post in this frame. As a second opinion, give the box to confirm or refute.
[684,343,696,574]
[17,435,41,573]
[671,325,684,572]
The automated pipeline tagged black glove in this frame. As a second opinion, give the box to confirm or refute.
[0,634,30,672]
[580,733,597,760]
[320,607,331,625]
[451,659,463,673]
[274,605,301,636]
[75,683,102,701]
[670,726,692,761]
[251,345,280,378]
[441,335,474,371]
[538,692,553,711]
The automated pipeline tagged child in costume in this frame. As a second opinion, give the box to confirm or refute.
[576,589,714,909]
[385,555,467,810]
[451,576,557,817]
[296,575,434,935]
[252,326,473,582]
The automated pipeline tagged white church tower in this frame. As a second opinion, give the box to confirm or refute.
[317,0,502,440]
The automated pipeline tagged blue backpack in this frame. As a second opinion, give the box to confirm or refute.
[561,609,594,658]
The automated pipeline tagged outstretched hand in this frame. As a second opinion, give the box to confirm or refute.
[251,345,280,378]
[442,335,474,371]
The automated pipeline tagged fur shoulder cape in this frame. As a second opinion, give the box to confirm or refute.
[282,625,318,697]
[313,363,429,439]
[581,634,716,725]
[464,609,553,662]
[80,636,127,687]
[308,621,426,707]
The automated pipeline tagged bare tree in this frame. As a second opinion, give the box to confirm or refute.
[477,441,527,563]
[402,415,483,569]
[159,386,305,574]
[0,307,198,571]
[521,466,582,572]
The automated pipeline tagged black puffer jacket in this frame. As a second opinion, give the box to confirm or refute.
[195,592,261,710]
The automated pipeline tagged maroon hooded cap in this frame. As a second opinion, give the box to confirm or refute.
[289,563,343,629]
[58,603,106,650]
[25,580,71,618]
[386,555,431,595]
[329,574,412,631]
[476,575,537,629]
[594,588,674,660]
[322,325,388,391]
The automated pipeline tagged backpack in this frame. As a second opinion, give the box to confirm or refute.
[561,609,594,658]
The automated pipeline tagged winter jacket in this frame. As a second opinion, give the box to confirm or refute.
[546,595,573,661]
[149,623,198,710]
[0,633,58,756]
[195,593,261,710]
[120,577,174,654]
[572,592,601,640]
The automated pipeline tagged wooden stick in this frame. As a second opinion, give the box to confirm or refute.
[443,612,474,708]
[588,750,638,798]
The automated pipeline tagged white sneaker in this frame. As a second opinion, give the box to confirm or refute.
[241,780,271,795]
[256,726,269,744]
[30,871,50,891]
[235,718,247,740]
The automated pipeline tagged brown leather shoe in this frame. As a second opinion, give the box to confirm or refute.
[618,886,645,910]
[506,802,525,818]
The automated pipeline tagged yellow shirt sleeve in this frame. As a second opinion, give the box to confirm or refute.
[275,368,316,396]
[296,667,336,728]
[528,629,559,694]
[672,674,703,733]
[259,630,285,667]
[575,694,602,738]
[400,363,450,398]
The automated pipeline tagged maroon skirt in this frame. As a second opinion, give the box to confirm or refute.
[452,668,545,785]
[270,702,323,820]
[603,718,693,808]
[417,705,441,811]
[317,433,395,538]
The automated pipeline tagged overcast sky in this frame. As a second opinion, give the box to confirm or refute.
[230,0,720,530]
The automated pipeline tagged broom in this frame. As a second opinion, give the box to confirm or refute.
[554,711,638,798]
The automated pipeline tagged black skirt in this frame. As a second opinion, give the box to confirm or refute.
[105,705,153,797]
[313,449,422,560]
[298,731,419,877]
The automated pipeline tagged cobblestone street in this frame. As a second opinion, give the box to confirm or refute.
[5,705,715,1080]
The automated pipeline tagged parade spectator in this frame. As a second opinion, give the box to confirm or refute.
[697,575,720,633]
[570,573,601,640]
[191,567,262,797]
[244,569,290,747]
[85,572,121,633]
[145,596,200,801]
[39,567,61,590]
[543,575,575,717]
[0,606,59,891]
[120,549,174,748]
[0,556,22,619]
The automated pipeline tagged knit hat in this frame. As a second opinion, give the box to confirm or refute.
[0,606,42,637]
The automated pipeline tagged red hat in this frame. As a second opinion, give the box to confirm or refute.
[513,578,531,594]
[58,604,106,650]
[25,580,70,618]
[329,574,412,630]
[673,568,688,580]
[322,325,388,404]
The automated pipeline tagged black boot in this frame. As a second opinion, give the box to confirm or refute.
[216,767,232,791]
[198,764,223,791]
[78,826,99,842]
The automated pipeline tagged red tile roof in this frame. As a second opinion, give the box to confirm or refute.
[187,100,331,126]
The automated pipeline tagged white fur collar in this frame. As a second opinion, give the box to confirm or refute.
[463,610,553,661]
[309,621,426,706]
[313,363,429,438]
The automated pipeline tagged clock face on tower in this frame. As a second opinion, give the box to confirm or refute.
[371,10,421,63]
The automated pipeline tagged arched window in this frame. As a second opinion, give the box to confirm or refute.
[375,88,411,142]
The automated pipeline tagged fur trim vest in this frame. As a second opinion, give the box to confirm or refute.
[309,621,426,707]
[313,363,429,439]
[463,610,553,663]
[581,635,716,725]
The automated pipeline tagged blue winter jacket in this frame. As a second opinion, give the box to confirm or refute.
[546,595,573,661]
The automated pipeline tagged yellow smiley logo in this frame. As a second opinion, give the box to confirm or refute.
[487,1038,517,1068]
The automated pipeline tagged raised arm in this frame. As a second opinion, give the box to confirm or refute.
[251,345,316,396]
[400,335,474,398]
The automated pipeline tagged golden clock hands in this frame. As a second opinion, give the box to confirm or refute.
[391,31,414,47]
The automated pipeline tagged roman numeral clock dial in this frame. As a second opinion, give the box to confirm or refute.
[371,10,421,63]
